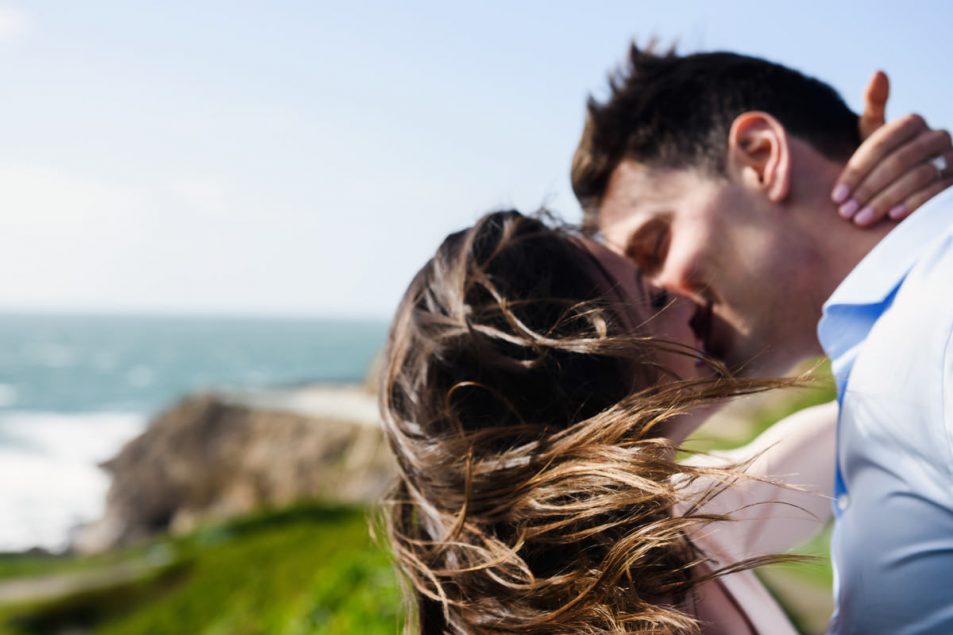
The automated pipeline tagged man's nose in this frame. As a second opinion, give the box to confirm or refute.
[651,262,709,307]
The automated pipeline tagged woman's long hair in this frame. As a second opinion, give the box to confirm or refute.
[380,211,789,634]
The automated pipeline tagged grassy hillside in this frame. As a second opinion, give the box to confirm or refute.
[0,505,400,635]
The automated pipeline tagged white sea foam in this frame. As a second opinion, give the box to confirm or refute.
[0,411,146,552]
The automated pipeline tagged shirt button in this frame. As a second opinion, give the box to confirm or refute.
[837,494,850,511]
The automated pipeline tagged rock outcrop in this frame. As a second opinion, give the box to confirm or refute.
[74,386,395,552]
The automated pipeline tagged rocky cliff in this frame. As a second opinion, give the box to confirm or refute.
[75,386,396,552]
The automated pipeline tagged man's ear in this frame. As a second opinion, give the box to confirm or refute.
[727,112,791,203]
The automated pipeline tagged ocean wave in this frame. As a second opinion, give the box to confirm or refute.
[0,384,17,407]
[27,343,78,369]
[0,411,146,552]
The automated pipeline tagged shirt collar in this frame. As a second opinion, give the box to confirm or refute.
[824,186,953,310]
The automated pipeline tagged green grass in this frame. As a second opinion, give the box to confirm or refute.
[0,505,401,635]
[0,545,156,580]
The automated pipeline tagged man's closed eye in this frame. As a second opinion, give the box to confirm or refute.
[625,219,670,276]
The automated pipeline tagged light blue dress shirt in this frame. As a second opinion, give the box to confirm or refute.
[818,188,953,635]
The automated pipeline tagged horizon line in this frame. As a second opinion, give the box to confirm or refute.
[0,306,391,323]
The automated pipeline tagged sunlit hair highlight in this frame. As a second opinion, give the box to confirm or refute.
[380,210,794,633]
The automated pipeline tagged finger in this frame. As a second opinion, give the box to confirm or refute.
[848,128,952,211]
[852,160,939,226]
[854,149,953,225]
[832,113,927,206]
[859,70,889,140]
[897,173,953,220]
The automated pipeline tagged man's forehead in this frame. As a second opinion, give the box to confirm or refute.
[598,161,683,231]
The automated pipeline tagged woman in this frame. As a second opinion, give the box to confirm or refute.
[379,94,951,633]
[382,209,831,633]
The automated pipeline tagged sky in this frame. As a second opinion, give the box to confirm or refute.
[2,1,952,319]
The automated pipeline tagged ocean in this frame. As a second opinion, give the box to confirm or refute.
[0,313,387,552]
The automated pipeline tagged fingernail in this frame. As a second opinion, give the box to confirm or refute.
[888,203,908,220]
[839,198,860,219]
[831,183,851,204]
[854,206,876,225]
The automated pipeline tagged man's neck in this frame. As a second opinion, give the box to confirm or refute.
[790,156,894,305]
[811,211,892,303]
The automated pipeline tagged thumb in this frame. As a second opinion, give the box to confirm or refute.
[859,70,890,140]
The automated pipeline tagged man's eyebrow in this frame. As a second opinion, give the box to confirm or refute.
[613,219,652,253]
[628,213,670,240]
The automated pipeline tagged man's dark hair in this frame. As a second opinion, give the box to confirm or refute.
[572,44,860,224]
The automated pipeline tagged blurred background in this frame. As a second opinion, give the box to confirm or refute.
[0,2,950,633]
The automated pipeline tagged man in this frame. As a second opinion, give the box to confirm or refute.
[572,46,953,634]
